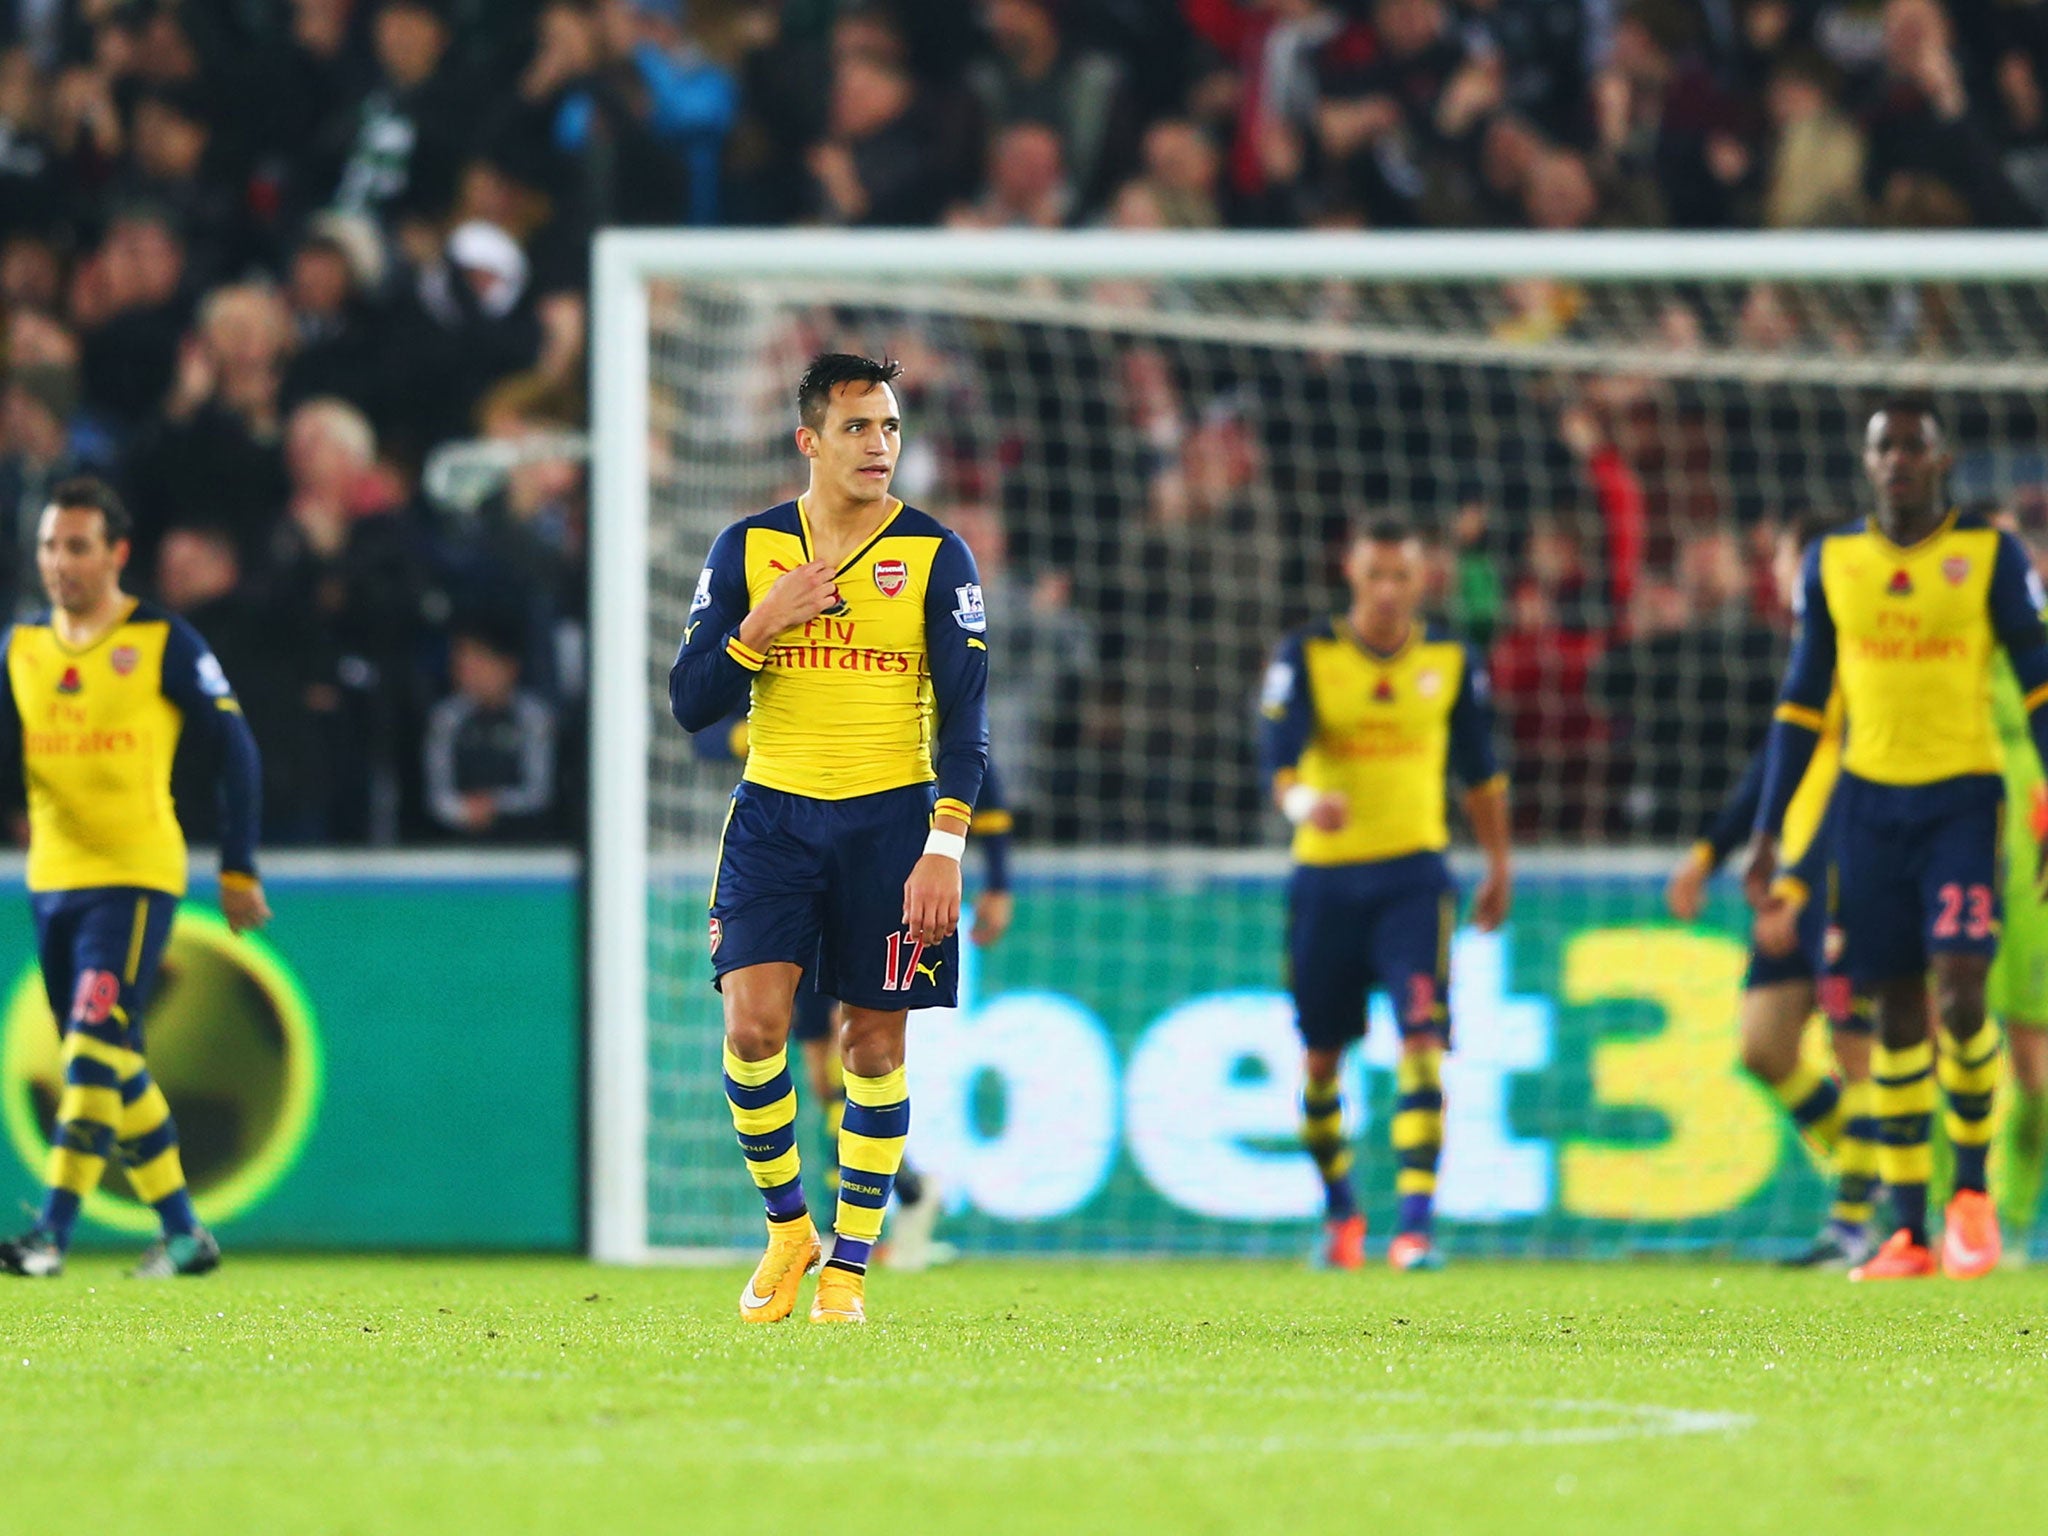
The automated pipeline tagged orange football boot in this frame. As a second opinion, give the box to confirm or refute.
[1941,1190,2002,1279]
[1849,1229,1937,1281]
[1322,1214,1366,1270]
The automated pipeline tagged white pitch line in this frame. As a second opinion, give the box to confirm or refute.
[722,1395,1754,1465]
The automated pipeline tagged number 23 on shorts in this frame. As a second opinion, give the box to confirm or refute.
[1933,883,1995,941]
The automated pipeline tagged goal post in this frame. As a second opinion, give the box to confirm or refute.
[590,230,2048,1264]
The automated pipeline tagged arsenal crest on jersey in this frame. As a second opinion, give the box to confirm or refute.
[873,558,908,598]
[111,645,138,676]
[1943,556,1970,586]
[708,916,723,956]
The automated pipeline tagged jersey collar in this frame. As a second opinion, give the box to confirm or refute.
[796,495,904,577]
[48,594,140,657]
[1340,616,1418,663]
[1867,505,1959,555]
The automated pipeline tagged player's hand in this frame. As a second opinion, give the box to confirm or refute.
[221,879,272,936]
[739,559,841,650]
[1308,792,1348,832]
[1470,864,1511,933]
[1741,834,1779,910]
[970,888,1014,948]
[1751,898,1799,958]
[1665,856,1707,922]
[902,854,962,947]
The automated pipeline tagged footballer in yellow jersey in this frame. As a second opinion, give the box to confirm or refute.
[1258,519,1512,1273]
[1669,513,1879,1269]
[1749,400,2048,1280]
[670,354,988,1325]
[0,478,268,1280]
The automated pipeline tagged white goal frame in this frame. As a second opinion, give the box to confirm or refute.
[587,228,2048,1263]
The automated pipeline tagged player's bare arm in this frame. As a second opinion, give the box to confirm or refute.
[1464,777,1512,932]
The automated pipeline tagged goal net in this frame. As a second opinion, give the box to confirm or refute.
[590,231,2048,1263]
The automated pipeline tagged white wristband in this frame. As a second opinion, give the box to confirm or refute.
[924,829,967,862]
[1280,783,1321,826]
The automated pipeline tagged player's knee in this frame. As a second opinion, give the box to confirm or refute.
[1738,1033,1788,1085]
[1304,1048,1343,1085]
[723,1007,790,1063]
[1932,968,1989,1041]
[839,1009,906,1077]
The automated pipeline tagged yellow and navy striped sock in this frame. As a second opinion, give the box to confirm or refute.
[1393,1042,1445,1237]
[723,1043,807,1223]
[1873,1041,1937,1244]
[1300,1075,1355,1221]
[37,1026,135,1249]
[1770,1060,1846,1155]
[1829,1078,1879,1233]
[829,1066,909,1274]
[117,1071,197,1236]
[1938,1025,2001,1195]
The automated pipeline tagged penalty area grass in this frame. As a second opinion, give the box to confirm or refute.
[1,1256,2044,1535]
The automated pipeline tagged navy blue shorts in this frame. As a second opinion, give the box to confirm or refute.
[791,986,838,1043]
[1288,853,1455,1052]
[1834,772,2004,988]
[32,886,179,1050]
[709,781,958,1011]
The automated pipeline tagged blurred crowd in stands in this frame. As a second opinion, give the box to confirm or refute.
[4,0,2048,847]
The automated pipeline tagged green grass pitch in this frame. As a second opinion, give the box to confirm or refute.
[3,1256,2044,1534]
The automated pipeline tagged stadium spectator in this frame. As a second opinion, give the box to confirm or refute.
[73,207,190,436]
[1864,0,2034,226]
[328,0,477,229]
[1591,0,1752,229]
[952,504,1093,826]
[1126,118,1223,229]
[808,45,950,226]
[1763,48,1869,226]
[119,85,244,288]
[281,221,392,425]
[393,218,546,459]
[158,524,329,845]
[598,0,739,224]
[0,43,58,235]
[1490,573,1611,838]
[124,283,294,573]
[1592,528,1785,838]
[1315,0,1489,228]
[949,122,1073,228]
[969,0,1133,216]
[0,363,88,617]
[425,617,560,842]
[270,398,435,843]
[1460,0,1592,143]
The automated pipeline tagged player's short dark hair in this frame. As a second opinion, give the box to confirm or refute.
[798,353,904,429]
[1352,515,1420,548]
[1871,393,1943,438]
[46,475,132,545]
